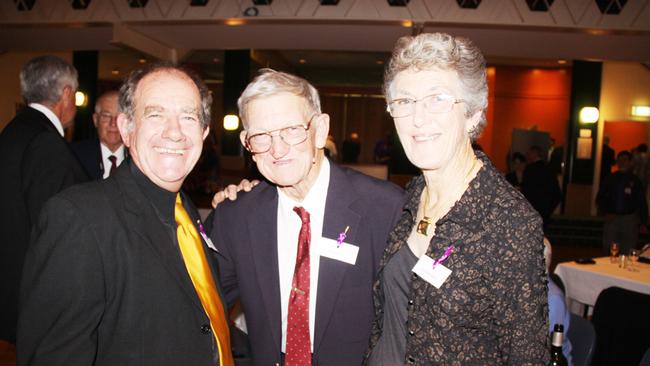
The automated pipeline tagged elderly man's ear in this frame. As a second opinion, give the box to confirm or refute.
[314,113,330,149]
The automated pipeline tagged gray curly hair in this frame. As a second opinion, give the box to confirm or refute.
[384,32,488,140]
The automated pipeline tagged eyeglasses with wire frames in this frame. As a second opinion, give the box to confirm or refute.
[245,115,316,154]
[97,112,118,124]
[386,93,465,118]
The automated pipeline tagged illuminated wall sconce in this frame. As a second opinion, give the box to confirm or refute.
[223,114,240,131]
[631,105,650,117]
[579,107,599,124]
[75,91,88,107]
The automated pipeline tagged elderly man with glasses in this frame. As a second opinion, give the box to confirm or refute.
[209,69,404,366]
[72,90,127,180]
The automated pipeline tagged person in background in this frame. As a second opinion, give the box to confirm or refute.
[210,69,404,365]
[544,238,573,366]
[506,151,526,190]
[522,145,562,229]
[324,134,338,161]
[601,136,615,181]
[373,133,393,164]
[71,90,126,180]
[365,32,549,365]
[548,137,564,177]
[596,150,648,254]
[18,63,233,365]
[342,131,361,163]
[0,55,87,345]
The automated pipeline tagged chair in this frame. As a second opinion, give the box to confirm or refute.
[567,313,595,366]
[640,349,650,366]
[591,287,650,366]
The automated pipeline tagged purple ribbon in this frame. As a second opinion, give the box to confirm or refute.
[433,245,454,268]
[197,220,207,235]
[336,226,350,248]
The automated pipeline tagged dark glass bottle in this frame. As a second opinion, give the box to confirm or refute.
[549,323,568,366]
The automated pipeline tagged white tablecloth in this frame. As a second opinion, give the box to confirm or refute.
[554,257,650,314]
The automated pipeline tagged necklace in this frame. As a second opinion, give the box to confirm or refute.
[416,189,433,236]
[416,157,483,236]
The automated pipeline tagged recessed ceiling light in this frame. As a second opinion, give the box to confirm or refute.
[111,68,120,75]
[557,59,567,65]
[139,58,147,64]
[299,59,307,64]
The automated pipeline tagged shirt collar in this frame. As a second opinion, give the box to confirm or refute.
[129,159,177,225]
[100,143,125,160]
[29,103,64,137]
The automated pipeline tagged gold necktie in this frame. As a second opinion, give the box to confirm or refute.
[175,194,233,366]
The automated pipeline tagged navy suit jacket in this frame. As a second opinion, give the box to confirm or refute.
[210,161,404,365]
[70,138,103,180]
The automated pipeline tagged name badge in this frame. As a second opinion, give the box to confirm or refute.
[412,255,452,289]
[199,231,219,253]
[317,237,359,265]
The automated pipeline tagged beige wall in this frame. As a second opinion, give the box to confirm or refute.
[0,51,72,132]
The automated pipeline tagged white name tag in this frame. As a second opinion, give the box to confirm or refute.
[199,231,219,253]
[317,237,359,265]
[412,255,452,289]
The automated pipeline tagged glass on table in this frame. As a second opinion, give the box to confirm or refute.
[629,249,640,272]
[610,242,620,263]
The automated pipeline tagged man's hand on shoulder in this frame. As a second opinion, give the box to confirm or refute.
[211,179,260,208]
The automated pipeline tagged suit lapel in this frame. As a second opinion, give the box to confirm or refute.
[248,184,283,351]
[112,166,205,312]
[313,163,362,353]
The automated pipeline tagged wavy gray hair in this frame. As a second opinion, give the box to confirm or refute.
[119,62,212,131]
[384,32,488,139]
[237,68,321,129]
[20,56,78,105]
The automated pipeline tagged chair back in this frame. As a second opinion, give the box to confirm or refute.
[640,349,650,366]
[567,313,595,366]
[591,287,650,366]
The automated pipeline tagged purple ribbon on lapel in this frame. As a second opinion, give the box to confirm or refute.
[433,245,454,268]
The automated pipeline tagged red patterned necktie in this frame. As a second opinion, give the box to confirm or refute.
[285,206,312,366]
[108,155,117,176]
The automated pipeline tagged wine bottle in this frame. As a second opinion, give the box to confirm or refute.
[549,323,568,366]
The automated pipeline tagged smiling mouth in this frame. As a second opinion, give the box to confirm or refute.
[413,134,440,142]
[154,147,185,155]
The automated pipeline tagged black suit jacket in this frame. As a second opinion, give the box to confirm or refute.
[0,106,87,342]
[210,162,404,365]
[522,159,562,223]
[17,163,226,365]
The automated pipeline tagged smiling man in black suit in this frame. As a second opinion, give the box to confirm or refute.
[18,63,233,366]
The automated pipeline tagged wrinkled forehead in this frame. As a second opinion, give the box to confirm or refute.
[134,70,200,110]
[244,93,311,131]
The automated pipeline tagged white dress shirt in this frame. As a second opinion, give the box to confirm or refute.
[100,143,125,179]
[29,103,64,137]
[277,158,331,353]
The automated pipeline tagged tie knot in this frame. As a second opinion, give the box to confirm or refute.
[108,155,117,164]
[293,206,310,224]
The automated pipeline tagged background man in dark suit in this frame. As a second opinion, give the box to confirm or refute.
[0,55,87,344]
[71,90,126,180]
[210,69,404,365]
[522,145,562,230]
[18,63,233,365]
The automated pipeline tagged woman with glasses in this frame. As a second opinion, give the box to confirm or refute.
[365,33,549,365]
